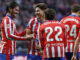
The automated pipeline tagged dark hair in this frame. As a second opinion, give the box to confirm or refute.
[71,4,80,12]
[45,8,56,20]
[6,1,19,12]
[35,3,47,10]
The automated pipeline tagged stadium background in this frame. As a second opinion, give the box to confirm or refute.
[0,0,80,59]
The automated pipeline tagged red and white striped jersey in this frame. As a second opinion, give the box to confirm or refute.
[27,17,42,56]
[39,20,67,58]
[0,16,26,55]
[61,15,80,52]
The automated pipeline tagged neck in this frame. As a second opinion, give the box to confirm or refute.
[72,13,78,16]
[7,13,14,20]
[39,17,45,23]
[7,13,11,16]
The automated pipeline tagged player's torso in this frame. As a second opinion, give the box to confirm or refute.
[42,20,66,58]
[61,16,80,52]
[1,16,16,55]
[28,17,42,55]
[42,21,65,45]
[62,16,80,40]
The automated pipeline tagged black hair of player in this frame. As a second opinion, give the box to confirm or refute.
[6,1,19,12]
[45,8,56,20]
[71,4,80,12]
[35,3,47,10]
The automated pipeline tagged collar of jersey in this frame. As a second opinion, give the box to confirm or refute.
[69,14,78,17]
[6,14,14,20]
[38,19,44,24]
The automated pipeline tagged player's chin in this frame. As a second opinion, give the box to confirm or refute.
[36,16,41,19]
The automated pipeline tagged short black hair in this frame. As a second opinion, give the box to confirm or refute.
[35,3,47,10]
[6,1,19,12]
[45,8,56,20]
[71,4,80,12]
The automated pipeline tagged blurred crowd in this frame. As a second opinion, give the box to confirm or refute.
[0,0,80,54]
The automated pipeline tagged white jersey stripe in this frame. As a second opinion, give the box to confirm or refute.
[65,43,68,52]
[28,18,33,28]
[0,43,5,53]
[51,47,55,57]
[57,46,61,57]
[29,40,33,54]
[63,47,64,57]
[46,47,49,58]
[70,43,73,52]
[32,18,37,32]
[4,20,8,38]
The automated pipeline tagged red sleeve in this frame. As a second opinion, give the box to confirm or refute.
[4,19,26,40]
[39,25,44,49]
[78,32,80,37]
[15,30,26,36]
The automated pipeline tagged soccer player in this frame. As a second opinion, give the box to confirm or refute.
[26,3,47,60]
[61,4,80,60]
[0,1,34,60]
[39,8,67,60]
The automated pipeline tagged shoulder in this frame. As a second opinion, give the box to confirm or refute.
[2,16,10,23]
[29,17,37,22]
[61,16,70,22]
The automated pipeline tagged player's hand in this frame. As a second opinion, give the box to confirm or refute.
[71,55,77,60]
[39,50,43,56]
[26,34,35,40]
[35,46,40,51]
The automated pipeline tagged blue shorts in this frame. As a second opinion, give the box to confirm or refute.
[44,57,65,60]
[65,52,79,60]
[0,53,14,60]
[27,54,42,60]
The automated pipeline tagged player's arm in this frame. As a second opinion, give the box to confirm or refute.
[16,30,26,36]
[71,33,80,60]
[4,20,33,40]
[26,17,35,37]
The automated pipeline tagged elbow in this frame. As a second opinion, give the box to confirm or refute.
[6,34,12,40]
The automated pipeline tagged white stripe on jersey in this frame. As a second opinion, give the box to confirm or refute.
[4,20,8,38]
[28,18,33,28]
[65,43,68,52]
[29,40,33,54]
[51,47,55,57]
[12,23,15,54]
[32,18,37,32]
[70,43,73,52]
[63,47,64,57]
[46,47,49,58]
[57,46,61,57]
[9,19,11,34]
[0,43,5,53]
[37,23,41,48]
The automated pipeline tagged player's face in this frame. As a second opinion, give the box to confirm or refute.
[35,7,45,19]
[11,6,19,18]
